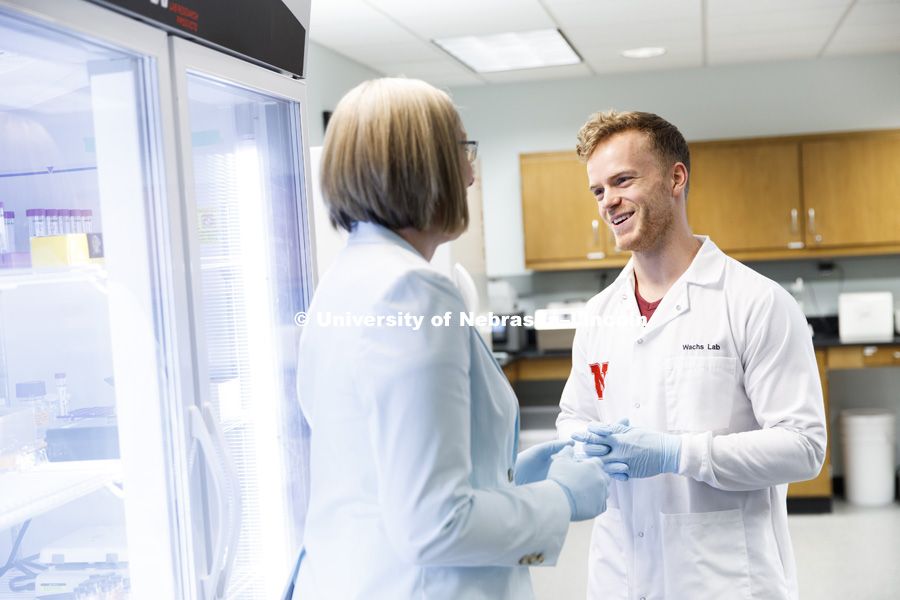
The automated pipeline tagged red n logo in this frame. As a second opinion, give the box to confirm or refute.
[589,362,609,400]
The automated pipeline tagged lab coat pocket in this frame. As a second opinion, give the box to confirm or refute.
[664,356,736,432]
[660,509,751,600]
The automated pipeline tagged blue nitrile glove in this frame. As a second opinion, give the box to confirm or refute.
[514,439,574,485]
[584,418,681,481]
[546,446,611,521]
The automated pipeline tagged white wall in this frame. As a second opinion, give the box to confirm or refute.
[447,53,900,277]
[304,41,382,148]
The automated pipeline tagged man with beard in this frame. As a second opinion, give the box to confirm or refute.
[557,110,827,600]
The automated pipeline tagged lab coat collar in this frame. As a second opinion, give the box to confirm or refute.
[609,236,726,336]
[611,235,725,293]
[348,221,429,263]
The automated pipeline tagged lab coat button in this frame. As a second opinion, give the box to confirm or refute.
[637,531,644,537]
[637,338,643,344]
[621,294,628,300]
[676,304,682,310]
[634,403,640,409]
[508,468,514,482]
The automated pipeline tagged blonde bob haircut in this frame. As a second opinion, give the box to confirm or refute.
[320,77,469,235]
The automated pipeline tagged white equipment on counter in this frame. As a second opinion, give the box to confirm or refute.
[838,292,895,343]
[533,302,586,351]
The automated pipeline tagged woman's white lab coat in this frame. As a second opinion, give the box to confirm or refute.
[295,222,571,600]
[558,237,827,600]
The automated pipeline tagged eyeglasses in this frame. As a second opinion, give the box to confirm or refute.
[459,140,478,164]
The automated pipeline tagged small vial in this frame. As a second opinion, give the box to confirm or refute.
[26,208,46,237]
[46,208,60,236]
[83,209,93,233]
[4,211,15,252]
[55,372,68,417]
[74,209,85,234]
[59,208,72,234]
[0,202,5,253]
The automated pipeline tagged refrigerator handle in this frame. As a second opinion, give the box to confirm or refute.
[189,405,227,600]
[201,403,243,599]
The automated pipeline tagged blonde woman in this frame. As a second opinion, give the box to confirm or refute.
[292,78,610,599]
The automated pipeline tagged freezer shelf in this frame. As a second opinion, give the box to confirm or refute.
[0,459,122,531]
[0,265,107,291]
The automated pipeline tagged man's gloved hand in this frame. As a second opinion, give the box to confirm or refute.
[514,439,573,485]
[572,418,681,481]
[546,446,611,521]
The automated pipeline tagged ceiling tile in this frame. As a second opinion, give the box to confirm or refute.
[708,6,847,36]
[478,63,593,84]
[370,0,555,39]
[841,2,900,25]
[545,0,701,26]
[335,41,445,66]
[307,0,900,87]
[310,1,418,46]
[708,29,831,64]
[824,23,900,56]
[374,59,485,87]
[565,18,700,51]
[581,38,703,73]
[707,0,851,17]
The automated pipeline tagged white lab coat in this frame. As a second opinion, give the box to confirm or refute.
[296,222,571,600]
[558,236,826,600]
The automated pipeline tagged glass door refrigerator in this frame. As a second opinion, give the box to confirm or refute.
[0,1,314,598]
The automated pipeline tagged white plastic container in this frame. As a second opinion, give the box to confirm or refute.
[841,409,897,506]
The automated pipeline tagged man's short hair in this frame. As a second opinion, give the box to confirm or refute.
[320,77,469,235]
[576,110,691,196]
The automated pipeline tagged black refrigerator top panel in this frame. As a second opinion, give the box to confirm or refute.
[87,0,308,78]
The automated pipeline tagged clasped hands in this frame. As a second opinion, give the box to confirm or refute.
[515,439,610,521]
[571,418,682,481]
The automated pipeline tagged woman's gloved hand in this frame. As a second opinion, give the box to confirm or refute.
[574,418,681,481]
[547,446,611,521]
[514,439,573,485]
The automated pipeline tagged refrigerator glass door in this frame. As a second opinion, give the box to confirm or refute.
[0,2,184,599]
[171,38,312,600]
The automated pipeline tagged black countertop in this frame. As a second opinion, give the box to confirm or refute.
[495,316,900,363]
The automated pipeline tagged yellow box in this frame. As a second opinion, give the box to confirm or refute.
[30,234,91,267]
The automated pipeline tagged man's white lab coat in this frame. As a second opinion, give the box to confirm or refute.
[558,236,826,600]
[296,222,571,599]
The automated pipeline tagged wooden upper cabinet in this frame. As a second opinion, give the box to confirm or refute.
[520,152,627,269]
[687,141,803,253]
[519,129,900,270]
[801,134,900,248]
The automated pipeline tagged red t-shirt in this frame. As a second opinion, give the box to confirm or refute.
[634,280,662,322]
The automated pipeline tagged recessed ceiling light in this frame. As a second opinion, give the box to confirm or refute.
[620,46,667,59]
[433,29,581,73]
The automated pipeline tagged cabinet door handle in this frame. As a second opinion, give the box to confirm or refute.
[808,208,815,234]
[791,209,798,233]
[592,219,599,245]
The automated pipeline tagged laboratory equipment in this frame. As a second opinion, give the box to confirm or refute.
[0,0,314,598]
